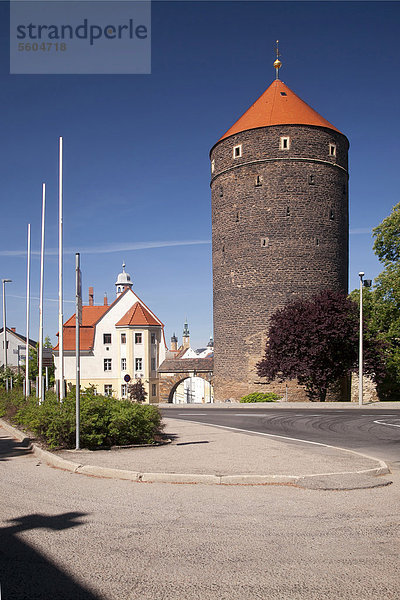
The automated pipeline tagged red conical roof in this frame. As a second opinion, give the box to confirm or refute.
[219,79,341,142]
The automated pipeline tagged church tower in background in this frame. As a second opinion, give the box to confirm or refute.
[210,46,349,401]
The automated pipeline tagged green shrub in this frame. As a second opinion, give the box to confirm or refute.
[1,387,164,449]
[239,392,280,403]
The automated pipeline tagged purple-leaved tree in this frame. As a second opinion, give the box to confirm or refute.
[257,290,385,402]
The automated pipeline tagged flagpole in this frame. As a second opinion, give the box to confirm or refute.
[58,136,64,399]
[38,184,46,403]
[25,223,31,397]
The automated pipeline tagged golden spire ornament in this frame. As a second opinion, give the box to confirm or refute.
[273,39,282,80]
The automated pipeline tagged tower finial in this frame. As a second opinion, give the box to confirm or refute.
[273,39,282,80]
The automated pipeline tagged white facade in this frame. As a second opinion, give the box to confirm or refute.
[0,327,36,371]
[54,286,166,403]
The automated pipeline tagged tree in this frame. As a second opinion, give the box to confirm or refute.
[128,378,147,403]
[257,290,384,402]
[348,203,400,399]
[23,336,55,384]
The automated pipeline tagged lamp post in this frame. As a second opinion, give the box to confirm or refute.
[358,272,364,406]
[2,279,12,371]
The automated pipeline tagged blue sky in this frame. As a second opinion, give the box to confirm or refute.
[0,1,399,349]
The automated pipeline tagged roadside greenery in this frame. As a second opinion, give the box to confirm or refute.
[350,201,400,400]
[240,392,280,403]
[0,386,164,449]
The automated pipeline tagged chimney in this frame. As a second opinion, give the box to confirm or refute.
[89,286,94,306]
[104,293,108,306]
[11,327,16,333]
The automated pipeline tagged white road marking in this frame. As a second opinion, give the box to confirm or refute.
[178,413,207,416]
[373,419,400,428]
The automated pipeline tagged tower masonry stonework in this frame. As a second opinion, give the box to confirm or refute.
[210,78,349,401]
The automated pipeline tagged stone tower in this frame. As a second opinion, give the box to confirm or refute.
[210,62,349,401]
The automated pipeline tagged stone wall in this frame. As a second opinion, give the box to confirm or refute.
[210,124,349,402]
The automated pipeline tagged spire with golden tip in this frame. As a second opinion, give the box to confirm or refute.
[273,39,282,80]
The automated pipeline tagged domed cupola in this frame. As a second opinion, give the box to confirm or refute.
[115,263,133,297]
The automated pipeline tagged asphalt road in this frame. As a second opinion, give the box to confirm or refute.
[162,407,400,467]
[1,427,400,600]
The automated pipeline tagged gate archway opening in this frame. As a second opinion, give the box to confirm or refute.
[169,376,213,404]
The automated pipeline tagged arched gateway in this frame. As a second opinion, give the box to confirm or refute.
[158,357,213,403]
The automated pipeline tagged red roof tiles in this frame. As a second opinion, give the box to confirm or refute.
[219,79,341,142]
[116,302,161,327]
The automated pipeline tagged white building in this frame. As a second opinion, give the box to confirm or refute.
[0,327,36,371]
[53,265,166,402]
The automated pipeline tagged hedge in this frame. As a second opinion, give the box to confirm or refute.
[0,387,164,449]
[239,392,280,403]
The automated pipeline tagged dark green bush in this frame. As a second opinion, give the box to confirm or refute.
[240,392,280,403]
[1,387,164,449]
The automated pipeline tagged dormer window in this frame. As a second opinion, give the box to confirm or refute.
[233,144,242,158]
[329,143,336,157]
[280,136,290,150]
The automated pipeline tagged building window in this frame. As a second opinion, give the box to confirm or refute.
[286,206,291,217]
[151,333,156,344]
[121,384,127,398]
[233,144,242,158]
[329,209,335,221]
[235,211,240,222]
[280,91,287,96]
[121,358,127,371]
[104,358,112,371]
[151,358,156,371]
[152,384,157,397]
[255,175,263,187]
[121,333,126,344]
[103,333,111,344]
[280,136,290,150]
[219,187,223,197]
[135,358,143,371]
[316,238,320,246]
[211,159,215,174]
[135,333,142,344]
[329,143,336,157]
[308,174,315,185]
[104,384,112,396]
[261,237,269,247]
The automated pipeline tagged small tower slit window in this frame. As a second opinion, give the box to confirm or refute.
[261,237,269,248]
[235,211,240,222]
[329,209,335,221]
[255,175,263,187]
[280,136,290,150]
[329,143,336,157]
[316,238,320,246]
[308,174,315,185]
[211,159,215,174]
[286,206,291,217]
[233,144,242,158]
[219,187,223,197]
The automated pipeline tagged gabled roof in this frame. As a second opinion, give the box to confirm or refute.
[217,79,341,144]
[63,305,109,328]
[0,327,36,347]
[116,302,162,327]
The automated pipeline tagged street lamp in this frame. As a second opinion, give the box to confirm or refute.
[2,278,12,371]
[358,272,364,406]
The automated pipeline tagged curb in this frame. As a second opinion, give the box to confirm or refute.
[0,418,391,487]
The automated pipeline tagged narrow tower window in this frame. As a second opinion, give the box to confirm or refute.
[233,144,242,158]
[255,175,263,187]
[260,237,269,248]
[211,159,215,174]
[308,174,315,185]
[316,238,320,246]
[329,143,336,157]
[286,206,290,217]
[280,136,290,150]
[219,187,223,197]
[235,211,240,222]
[329,209,335,221]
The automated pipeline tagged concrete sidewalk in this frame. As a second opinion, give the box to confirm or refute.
[0,417,391,489]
